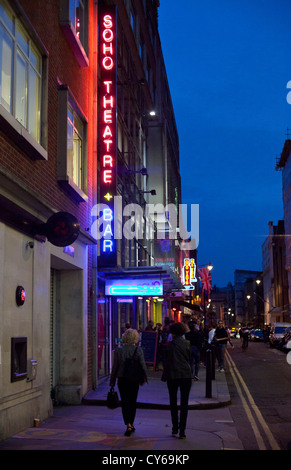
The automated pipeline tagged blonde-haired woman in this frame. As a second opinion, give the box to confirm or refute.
[110,328,147,436]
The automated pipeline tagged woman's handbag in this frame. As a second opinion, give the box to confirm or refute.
[106,386,119,409]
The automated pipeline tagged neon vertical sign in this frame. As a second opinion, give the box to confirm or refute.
[182,258,197,290]
[99,6,117,267]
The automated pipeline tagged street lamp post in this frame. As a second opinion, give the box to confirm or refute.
[197,261,214,399]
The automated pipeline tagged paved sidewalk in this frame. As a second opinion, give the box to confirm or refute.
[83,366,231,409]
[0,366,244,452]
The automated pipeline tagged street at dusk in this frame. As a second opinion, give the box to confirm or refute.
[0,0,291,455]
[1,338,291,453]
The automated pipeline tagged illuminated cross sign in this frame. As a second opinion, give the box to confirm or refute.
[99,7,117,266]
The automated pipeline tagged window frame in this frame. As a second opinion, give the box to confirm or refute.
[60,0,89,67]
[0,0,48,160]
[11,337,27,382]
[57,83,88,203]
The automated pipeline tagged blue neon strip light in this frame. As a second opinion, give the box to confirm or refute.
[106,284,163,296]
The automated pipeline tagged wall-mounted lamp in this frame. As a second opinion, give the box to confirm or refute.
[142,189,156,196]
[126,167,148,176]
[135,167,148,176]
[26,241,34,249]
[16,286,26,306]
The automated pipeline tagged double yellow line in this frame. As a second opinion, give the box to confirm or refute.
[225,350,280,450]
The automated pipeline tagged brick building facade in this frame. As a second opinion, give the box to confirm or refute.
[0,0,183,440]
[0,0,98,439]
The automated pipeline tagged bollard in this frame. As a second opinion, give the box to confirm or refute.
[205,348,212,398]
[211,345,216,380]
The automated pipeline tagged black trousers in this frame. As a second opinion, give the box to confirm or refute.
[167,378,192,433]
[118,377,139,425]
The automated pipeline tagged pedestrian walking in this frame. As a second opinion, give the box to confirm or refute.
[240,324,250,350]
[110,329,148,436]
[145,320,154,331]
[154,323,163,370]
[161,322,192,439]
[185,321,203,380]
[214,320,229,371]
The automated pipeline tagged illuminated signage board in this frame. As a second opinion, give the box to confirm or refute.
[182,258,197,290]
[105,279,163,296]
[99,7,117,267]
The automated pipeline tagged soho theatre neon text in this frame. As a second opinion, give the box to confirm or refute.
[99,9,116,261]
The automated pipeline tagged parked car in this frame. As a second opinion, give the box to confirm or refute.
[269,323,291,348]
[250,329,264,341]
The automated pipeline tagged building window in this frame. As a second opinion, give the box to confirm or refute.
[57,84,88,202]
[69,0,85,45]
[67,103,83,190]
[11,337,27,382]
[0,0,47,159]
[60,0,88,67]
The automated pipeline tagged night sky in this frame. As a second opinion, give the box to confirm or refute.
[158,0,291,287]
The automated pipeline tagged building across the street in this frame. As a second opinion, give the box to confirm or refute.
[234,270,261,325]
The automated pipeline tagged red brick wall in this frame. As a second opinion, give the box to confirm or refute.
[1,0,98,232]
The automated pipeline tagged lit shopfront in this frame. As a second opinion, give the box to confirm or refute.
[96,265,182,377]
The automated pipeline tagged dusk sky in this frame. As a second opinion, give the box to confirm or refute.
[158,0,291,287]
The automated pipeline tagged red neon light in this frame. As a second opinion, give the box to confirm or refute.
[103,14,113,28]
[103,170,112,183]
[103,139,113,151]
[104,80,112,92]
[103,125,112,138]
[102,56,114,70]
[103,29,114,42]
[104,110,112,123]
[103,155,113,167]
[103,42,113,55]
[99,7,116,265]
[103,94,114,108]
[101,30,115,186]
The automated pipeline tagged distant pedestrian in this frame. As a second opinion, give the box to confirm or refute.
[110,329,148,436]
[145,320,154,331]
[162,322,192,439]
[214,320,229,371]
[240,325,250,350]
[263,325,270,343]
[155,323,163,370]
[185,321,203,380]
[155,322,162,335]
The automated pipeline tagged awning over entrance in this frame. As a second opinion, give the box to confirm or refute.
[171,300,201,312]
[98,265,183,295]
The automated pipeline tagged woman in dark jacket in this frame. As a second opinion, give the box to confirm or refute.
[110,329,147,436]
[162,322,192,439]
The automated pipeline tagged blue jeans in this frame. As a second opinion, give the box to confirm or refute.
[167,378,192,434]
[242,335,248,349]
[217,343,226,369]
[118,377,139,425]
